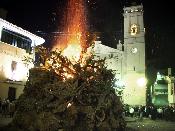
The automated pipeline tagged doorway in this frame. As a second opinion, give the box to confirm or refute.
[8,87,16,101]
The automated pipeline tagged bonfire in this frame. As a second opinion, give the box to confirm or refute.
[1,0,126,130]
[2,45,126,131]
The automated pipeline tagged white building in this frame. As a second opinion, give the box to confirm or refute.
[0,18,45,101]
[148,68,175,107]
[152,72,168,106]
[93,4,146,105]
[166,68,175,107]
[168,76,175,107]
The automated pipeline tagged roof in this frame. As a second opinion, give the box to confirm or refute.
[0,18,45,46]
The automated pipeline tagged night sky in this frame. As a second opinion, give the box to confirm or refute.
[1,0,175,68]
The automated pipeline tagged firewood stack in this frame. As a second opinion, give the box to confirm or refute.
[5,47,126,131]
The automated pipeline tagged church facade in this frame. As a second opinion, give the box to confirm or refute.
[93,4,146,105]
[0,4,146,105]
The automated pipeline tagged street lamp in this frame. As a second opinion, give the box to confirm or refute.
[137,77,147,87]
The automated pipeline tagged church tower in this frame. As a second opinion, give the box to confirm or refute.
[123,4,146,105]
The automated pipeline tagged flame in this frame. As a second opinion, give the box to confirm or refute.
[67,102,72,108]
[62,44,82,62]
[52,0,88,62]
[48,0,95,79]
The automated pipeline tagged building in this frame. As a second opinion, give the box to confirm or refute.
[92,41,124,80]
[168,76,175,107]
[146,68,175,107]
[0,18,45,101]
[122,4,146,105]
[166,68,175,107]
[0,4,146,105]
[152,72,168,106]
[93,4,146,105]
[148,68,175,107]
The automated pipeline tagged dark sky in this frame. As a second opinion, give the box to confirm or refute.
[1,0,175,68]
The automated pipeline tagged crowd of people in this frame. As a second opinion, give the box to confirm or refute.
[124,104,175,121]
[1,97,175,122]
[0,98,16,118]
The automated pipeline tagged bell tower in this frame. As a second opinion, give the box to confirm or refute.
[123,4,146,105]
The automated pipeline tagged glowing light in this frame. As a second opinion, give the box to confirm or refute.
[115,80,125,88]
[67,103,72,108]
[63,72,74,79]
[62,44,82,62]
[157,72,163,80]
[5,62,30,81]
[44,0,96,80]
[137,77,147,87]
[130,24,138,36]
[131,47,138,54]
[52,0,88,62]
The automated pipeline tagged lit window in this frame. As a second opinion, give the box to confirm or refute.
[11,61,17,72]
[11,61,17,81]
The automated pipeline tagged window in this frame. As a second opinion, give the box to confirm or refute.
[133,66,135,71]
[11,61,17,72]
[171,83,174,95]
[11,61,17,81]
[8,87,16,101]
[1,28,32,53]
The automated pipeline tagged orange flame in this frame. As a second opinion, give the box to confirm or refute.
[52,0,88,62]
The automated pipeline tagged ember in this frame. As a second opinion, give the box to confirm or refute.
[52,0,88,62]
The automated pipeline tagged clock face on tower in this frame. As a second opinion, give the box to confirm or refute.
[130,24,138,36]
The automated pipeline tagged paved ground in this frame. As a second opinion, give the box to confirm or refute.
[0,115,12,127]
[126,117,175,131]
[1,115,175,131]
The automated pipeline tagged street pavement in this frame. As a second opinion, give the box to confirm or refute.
[126,117,175,131]
[0,115,12,127]
[1,115,175,131]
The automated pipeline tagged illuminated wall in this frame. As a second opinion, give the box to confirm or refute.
[93,41,124,81]
[0,42,34,99]
[0,42,33,80]
[92,5,146,106]
[167,76,175,107]
[123,73,146,105]
[0,81,24,100]
[0,18,45,100]
[123,4,146,105]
